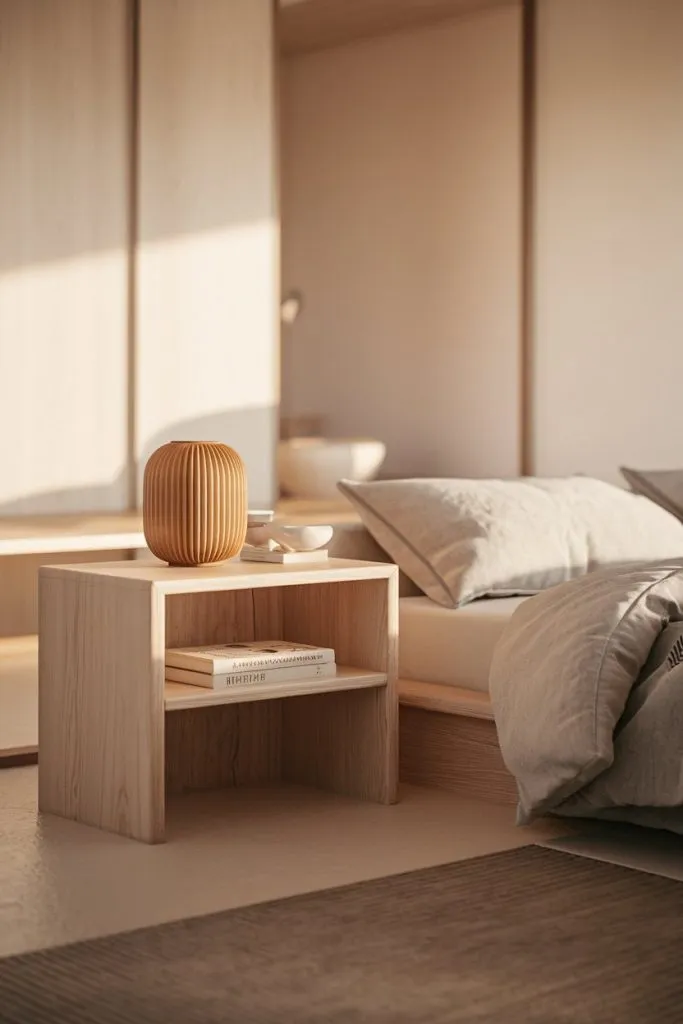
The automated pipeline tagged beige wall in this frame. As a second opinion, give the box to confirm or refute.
[0,0,278,516]
[137,0,279,507]
[0,0,130,514]
[532,0,683,482]
[281,6,522,478]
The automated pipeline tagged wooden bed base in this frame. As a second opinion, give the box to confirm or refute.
[399,680,518,805]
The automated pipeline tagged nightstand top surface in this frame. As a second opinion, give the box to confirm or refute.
[39,558,396,595]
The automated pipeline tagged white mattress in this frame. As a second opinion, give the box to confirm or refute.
[398,596,528,693]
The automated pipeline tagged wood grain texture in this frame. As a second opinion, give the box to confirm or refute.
[0,0,130,514]
[143,442,248,566]
[282,578,395,671]
[165,589,260,650]
[399,680,494,720]
[0,550,130,639]
[278,0,516,54]
[38,573,166,843]
[252,586,285,640]
[400,706,518,805]
[282,573,399,803]
[283,687,396,803]
[165,702,281,794]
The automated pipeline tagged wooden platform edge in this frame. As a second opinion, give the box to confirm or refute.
[399,679,494,720]
[0,745,38,768]
[398,679,517,805]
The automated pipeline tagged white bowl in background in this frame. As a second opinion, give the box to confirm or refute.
[278,437,386,500]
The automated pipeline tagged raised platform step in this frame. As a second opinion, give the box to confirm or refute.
[0,514,145,558]
[399,679,494,720]
[0,500,357,559]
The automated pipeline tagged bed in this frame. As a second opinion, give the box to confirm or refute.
[329,520,524,803]
[398,596,522,804]
[399,596,527,694]
[331,473,683,812]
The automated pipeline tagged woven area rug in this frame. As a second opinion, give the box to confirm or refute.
[1,845,683,1024]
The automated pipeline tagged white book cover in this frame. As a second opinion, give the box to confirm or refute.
[240,547,328,564]
[165,640,335,675]
[165,661,337,690]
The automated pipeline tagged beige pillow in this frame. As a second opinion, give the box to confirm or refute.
[621,467,683,520]
[327,522,421,597]
[337,476,683,608]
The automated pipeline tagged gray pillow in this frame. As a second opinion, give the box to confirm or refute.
[338,476,683,608]
[620,467,683,521]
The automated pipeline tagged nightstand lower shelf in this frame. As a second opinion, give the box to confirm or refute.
[165,666,387,710]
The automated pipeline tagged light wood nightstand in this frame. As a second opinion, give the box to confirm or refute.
[38,559,398,843]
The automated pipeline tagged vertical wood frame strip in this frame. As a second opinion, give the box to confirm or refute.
[520,0,536,476]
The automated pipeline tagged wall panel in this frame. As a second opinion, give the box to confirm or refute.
[136,0,279,507]
[0,0,130,513]
[281,6,523,478]
[532,0,683,481]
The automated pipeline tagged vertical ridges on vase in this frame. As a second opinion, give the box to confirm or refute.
[142,441,248,566]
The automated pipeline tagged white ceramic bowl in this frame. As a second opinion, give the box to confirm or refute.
[268,524,334,552]
[278,437,386,500]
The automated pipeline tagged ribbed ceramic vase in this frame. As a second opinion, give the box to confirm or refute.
[143,442,247,566]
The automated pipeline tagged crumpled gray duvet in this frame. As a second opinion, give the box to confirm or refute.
[489,560,683,833]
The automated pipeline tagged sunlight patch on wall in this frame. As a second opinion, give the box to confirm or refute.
[0,249,129,513]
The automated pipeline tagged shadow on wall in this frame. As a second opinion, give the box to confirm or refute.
[136,406,279,511]
[0,405,278,516]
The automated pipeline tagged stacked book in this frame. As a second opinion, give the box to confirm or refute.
[165,640,336,691]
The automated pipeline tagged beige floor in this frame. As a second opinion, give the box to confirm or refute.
[0,766,571,959]
[546,823,683,881]
[0,637,37,756]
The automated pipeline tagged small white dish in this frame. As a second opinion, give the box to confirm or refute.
[268,524,334,552]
